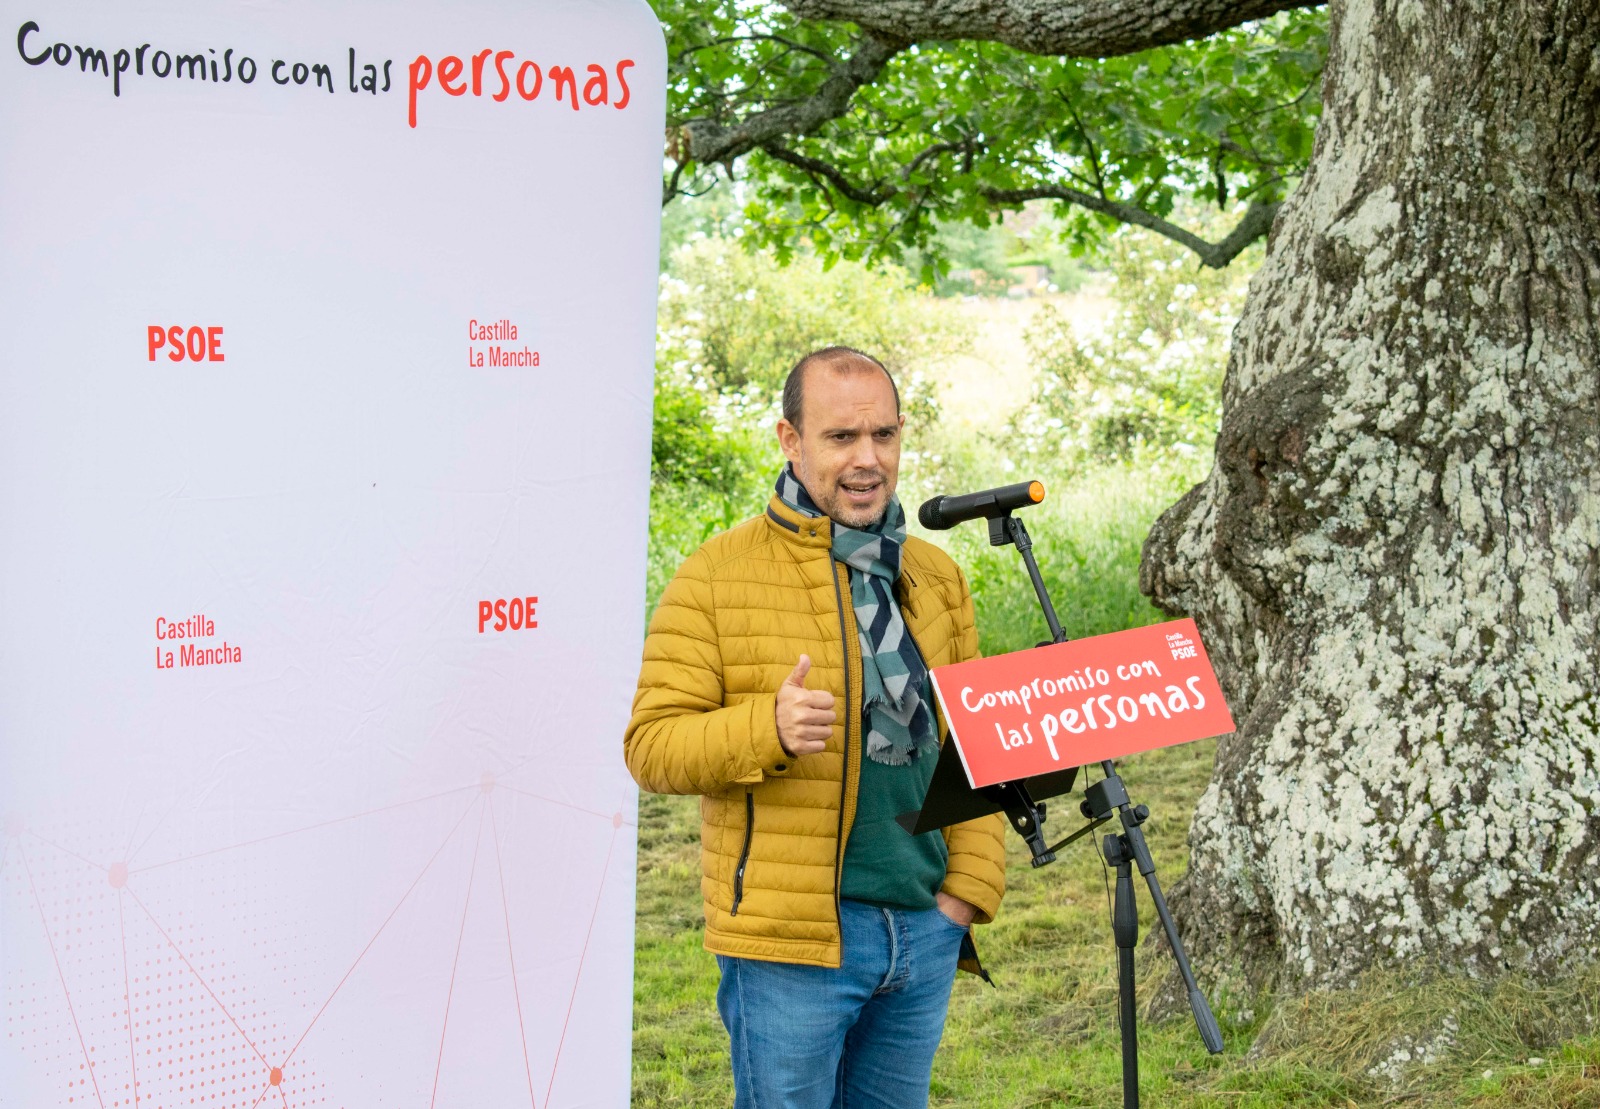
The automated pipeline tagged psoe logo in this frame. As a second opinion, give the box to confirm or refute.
[148,324,224,362]
[479,595,538,633]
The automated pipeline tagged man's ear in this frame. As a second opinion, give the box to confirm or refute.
[776,417,802,464]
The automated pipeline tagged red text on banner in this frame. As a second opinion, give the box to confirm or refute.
[928,618,1235,789]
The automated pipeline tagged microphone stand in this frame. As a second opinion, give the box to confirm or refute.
[986,512,1223,1109]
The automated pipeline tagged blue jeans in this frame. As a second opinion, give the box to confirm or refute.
[716,899,968,1109]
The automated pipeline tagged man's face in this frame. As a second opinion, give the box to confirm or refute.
[776,363,904,528]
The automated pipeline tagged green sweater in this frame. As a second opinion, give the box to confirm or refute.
[840,734,947,909]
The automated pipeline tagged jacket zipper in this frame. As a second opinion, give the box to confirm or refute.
[730,789,754,916]
[831,560,853,932]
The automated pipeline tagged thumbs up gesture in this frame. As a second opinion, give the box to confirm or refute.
[775,655,835,758]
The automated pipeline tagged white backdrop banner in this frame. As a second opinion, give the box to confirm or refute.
[0,3,662,1106]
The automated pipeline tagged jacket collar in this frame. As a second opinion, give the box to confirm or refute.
[763,495,833,549]
[767,494,922,615]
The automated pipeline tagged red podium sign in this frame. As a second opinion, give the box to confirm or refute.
[929,618,1235,789]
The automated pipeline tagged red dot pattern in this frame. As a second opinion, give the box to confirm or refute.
[3,828,325,1108]
[2,779,632,1108]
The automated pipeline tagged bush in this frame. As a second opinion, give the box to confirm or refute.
[902,207,1092,297]
[656,237,969,412]
[884,219,1258,652]
[1012,220,1257,469]
[649,367,767,490]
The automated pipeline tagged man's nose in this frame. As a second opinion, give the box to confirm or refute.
[849,436,879,470]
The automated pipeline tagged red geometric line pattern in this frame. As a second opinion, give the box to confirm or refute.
[498,785,618,824]
[115,892,139,1109]
[127,886,272,1070]
[545,823,620,1109]
[5,769,630,1108]
[19,841,106,1109]
[430,805,486,1108]
[242,793,484,1109]
[488,795,538,1109]
[27,833,105,877]
[130,786,480,876]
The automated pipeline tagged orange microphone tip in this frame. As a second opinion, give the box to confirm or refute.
[1028,480,1045,503]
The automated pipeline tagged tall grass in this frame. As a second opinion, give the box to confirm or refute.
[928,460,1203,655]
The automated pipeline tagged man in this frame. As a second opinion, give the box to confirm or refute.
[624,346,1006,1109]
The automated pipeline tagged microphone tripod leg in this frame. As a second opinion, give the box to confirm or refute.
[1097,761,1225,1056]
[1120,818,1225,1055]
[1107,834,1140,1109]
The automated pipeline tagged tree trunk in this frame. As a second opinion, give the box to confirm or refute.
[1142,0,1600,995]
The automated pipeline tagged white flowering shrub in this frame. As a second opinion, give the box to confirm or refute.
[1013,223,1258,468]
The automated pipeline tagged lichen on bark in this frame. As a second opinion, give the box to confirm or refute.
[1142,0,1600,995]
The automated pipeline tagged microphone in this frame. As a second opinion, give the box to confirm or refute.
[918,480,1045,530]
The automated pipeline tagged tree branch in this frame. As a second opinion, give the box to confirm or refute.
[752,136,1281,268]
[783,0,1323,58]
[900,138,977,181]
[761,145,893,204]
[675,31,909,173]
[675,34,834,66]
[1054,89,1107,197]
[982,185,1280,267]
[663,159,688,206]
[663,6,1299,265]
[764,133,981,205]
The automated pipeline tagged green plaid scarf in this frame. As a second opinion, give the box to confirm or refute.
[775,464,936,766]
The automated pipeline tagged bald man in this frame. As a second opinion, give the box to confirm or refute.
[626,346,1006,1109]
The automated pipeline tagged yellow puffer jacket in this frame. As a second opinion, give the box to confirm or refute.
[625,495,1007,968]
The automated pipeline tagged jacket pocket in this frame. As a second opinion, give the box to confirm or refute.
[730,790,754,916]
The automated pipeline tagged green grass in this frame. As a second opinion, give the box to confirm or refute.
[632,790,730,1106]
[633,739,1600,1108]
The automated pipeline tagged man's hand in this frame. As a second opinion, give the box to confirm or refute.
[775,655,834,758]
[935,891,977,928]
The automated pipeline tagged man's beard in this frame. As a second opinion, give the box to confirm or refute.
[822,470,890,528]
